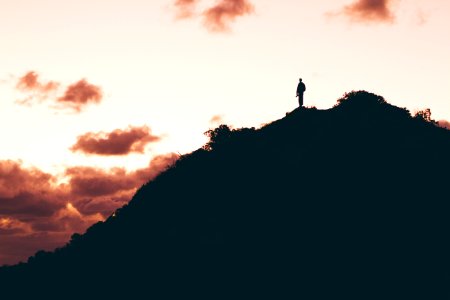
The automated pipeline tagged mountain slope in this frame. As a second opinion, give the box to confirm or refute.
[1,91,450,299]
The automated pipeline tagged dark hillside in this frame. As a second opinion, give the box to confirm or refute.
[1,91,450,299]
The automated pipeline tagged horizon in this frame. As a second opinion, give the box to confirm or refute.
[1,0,450,266]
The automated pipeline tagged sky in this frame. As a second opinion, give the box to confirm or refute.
[1,0,450,265]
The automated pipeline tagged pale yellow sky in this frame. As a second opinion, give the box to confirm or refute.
[0,0,449,173]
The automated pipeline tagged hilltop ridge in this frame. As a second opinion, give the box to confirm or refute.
[1,91,450,299]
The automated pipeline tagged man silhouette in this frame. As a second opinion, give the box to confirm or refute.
[296,78,306,107]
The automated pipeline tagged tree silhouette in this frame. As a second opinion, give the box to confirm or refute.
[203,124,232,150]
[414,108,436,124]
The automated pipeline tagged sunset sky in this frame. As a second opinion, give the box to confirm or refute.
[1,0,449,265]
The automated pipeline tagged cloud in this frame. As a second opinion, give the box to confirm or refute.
[64,153,178,216]
[15,71,59,105]
[0,217,32,236]
[203,0,254,32]
[0,154,178,266]
[65,167,143,197]
[334,0,395,23]
[72,194,133,218]
[438,120,450,130]
[15,71,102,112]
[57,79,103,112]
[209,114,224,126]
[174,0,198,18]
[0,160,65,218]
[16,71,59,93]
[71,126,161,156]
[134,153,180,182]
[66,153,178,198]
[0,232,68,266]
[172,0,254,32]
[415,10,428,26]
[52,203,104,233]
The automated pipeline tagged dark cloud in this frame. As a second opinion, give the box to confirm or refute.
[73,194,133,218]
[0,154,178,266]
[71,126,161,156]
[66,153,178,198]
[0,217,32,236]
[0,232,68,266]
[174,0,198,18]
[57,79,103,112]
[66,167,142,197]
[341,0,395,23]
[438,120,450,130]
[0,160,54,197]
[203,0,254,32]
[0,160,65,218]
[0,161,71,264]
[64,153,178,216]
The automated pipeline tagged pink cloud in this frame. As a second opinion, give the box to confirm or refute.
[57,79,102,112]
[174,0,198,18]
[15,71,102,112]
[203,0,254,32]
[71,126,161,156]
[15,71,59,105]
[341,0,395,23]
[16,71,59,93]
[438,120,450,130]
[209,114,225,127]
[173,0,255,32]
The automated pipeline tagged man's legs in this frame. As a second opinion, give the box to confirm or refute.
[298,93,304,107]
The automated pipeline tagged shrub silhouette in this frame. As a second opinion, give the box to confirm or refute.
[335,90,387,106]
[414,108,437,124]
[1,90,449,299]
[203,124,232,150]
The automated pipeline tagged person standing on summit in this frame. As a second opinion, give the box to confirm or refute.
[296,78,306,107]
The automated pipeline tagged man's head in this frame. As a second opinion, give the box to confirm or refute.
[299,78,302,82]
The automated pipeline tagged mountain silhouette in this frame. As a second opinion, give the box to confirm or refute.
[1,91,450,299]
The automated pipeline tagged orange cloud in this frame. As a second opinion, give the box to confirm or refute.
[15,71,59,105]
[15,72,102,112]
[341,0,395,23]
[71,126,161,156]
[134,153,180,182]
[173,0,254,32]
[0,217,32,236]
[438,120,450,130]
[174,0,198,18]
[57,79,102,112]
[209,114,225,126]
[16,71,59,93]
[203,0,254,32]
[0,154,178,266]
